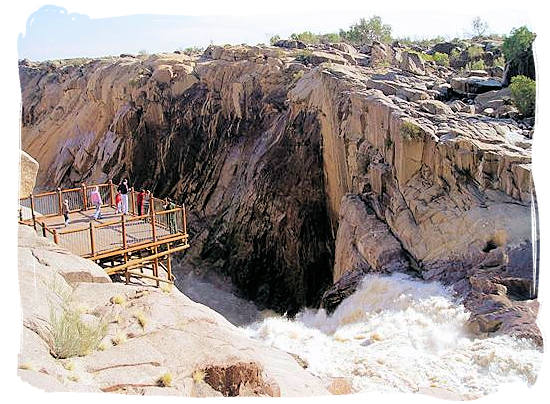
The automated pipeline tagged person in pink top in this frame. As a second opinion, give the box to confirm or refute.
[90,186,103,220]
[115,191,122,214]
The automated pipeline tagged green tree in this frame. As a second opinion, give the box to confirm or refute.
[340,16,392,45]
[502,26,536,83]
[509,75,536,117]
[471,17,489,38]
[502,26,535,65]
[318,32,341,43]
[290,31,320,44]
[269,35,281,45]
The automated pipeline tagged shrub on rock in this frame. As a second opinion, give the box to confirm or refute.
[509,75,536,117]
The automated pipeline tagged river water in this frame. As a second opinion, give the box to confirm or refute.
[175,266,542,398]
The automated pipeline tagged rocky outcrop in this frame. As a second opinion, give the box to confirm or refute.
[18,225,328,395]
[19,44,537,342]
[20,150,38,197]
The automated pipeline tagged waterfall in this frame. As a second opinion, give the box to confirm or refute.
[244,273,542,397]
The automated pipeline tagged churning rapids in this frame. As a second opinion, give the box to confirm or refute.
[175,267,542,398]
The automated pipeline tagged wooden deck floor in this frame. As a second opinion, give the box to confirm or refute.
[38,207,175,258]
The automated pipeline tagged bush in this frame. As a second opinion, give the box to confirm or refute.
[432,52,450,66]
[181,46,203,55]
[467,45,484,59]
[466,59,486,70]
[269,35,281,45]
[41,278,107,359]
[339,16,392,45]
[295,50,313,64]
[509,75,536,117]
[46,306,107,359]
[450,48,462,64]
[400,121,423,141]
[290,31,320,44]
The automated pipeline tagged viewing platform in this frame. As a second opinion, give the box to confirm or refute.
[19,181,190,286]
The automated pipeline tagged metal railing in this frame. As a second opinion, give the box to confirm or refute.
[19,182,188,259]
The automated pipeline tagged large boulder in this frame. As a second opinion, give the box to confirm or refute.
[273,39,306,49]
[20,150,38,198]
[430,42,459,55]
[398,51,426,75]
[451,76,502,96]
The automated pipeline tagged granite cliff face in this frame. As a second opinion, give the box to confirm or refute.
[19,43,538,337]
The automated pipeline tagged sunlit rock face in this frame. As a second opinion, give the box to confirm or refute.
[20,44,536,323]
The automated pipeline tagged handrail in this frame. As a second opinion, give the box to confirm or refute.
[19,182,189,270]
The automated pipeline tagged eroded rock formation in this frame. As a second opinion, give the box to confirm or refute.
[19,43,538,343]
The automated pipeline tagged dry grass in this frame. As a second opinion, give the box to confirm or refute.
[192,369,206,383]
[111,295,126,305]
[111,332,127,346]
[18,363,33,371]
[157,372,173,387]
[43,281,108,359]
[67,374,80,383]
[134,311,147,329]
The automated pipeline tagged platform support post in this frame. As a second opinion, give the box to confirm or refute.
[81,183,88,211]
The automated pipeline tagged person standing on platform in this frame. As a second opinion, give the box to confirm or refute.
[62,199,70,226]
[117,179,129,215]
[164,198,177,234]
[137,189,146,216]
[90,186,103,220]
[115,191,122,214]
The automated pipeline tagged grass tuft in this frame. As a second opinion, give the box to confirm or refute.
[111,332,127,346]
[44,295,108,359]
[18,363,33,371]
[157,372,173,387]
[135,311,147,329]
[111,295,126,305]
[67,374,80,383]
[192,369,206,383]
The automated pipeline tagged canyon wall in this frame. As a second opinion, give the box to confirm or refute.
[19,44,536,319]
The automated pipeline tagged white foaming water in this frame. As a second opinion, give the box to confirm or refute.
[244,273,542,398]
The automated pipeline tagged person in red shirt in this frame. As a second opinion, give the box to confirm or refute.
[137,189,146,216]
[115,191,122,214]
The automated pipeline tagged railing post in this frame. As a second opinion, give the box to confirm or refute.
[150,194,157,242]
[41,222,46,237]
[109,180,115,207]
[57,187,63,215]
[53,229,59,244]
[130,187,136,215]
[89,222,96,256]
[81,183,88,211]
[150,195,159,287]
[182,203,187,235]
[121,214,128,268]
[121,214,127,250]
[29,194,36,230]
[166,242,172,282]
[19,208,23,222]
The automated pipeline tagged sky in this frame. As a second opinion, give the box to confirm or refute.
[17,2,534,61]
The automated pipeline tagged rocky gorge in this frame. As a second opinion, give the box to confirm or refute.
[18,38,541,394]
